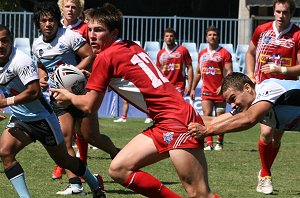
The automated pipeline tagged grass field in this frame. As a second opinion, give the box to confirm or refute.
[0,116,300,198]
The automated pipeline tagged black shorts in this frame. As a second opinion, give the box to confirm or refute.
[7,113,64,146]
[50,97,87,118]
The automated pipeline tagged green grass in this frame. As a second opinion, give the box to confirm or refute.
[1,116,300,198]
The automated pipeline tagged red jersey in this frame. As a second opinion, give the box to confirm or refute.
[198,46,232,102]
[251,21,300,83]
[63,19,89,42]
[156,45,192,93]
[86,40,202,132]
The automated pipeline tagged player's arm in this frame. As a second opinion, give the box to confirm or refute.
[0,80,41,108]
[51,88,105,114]
[261,53,300,75]
[246,41,256,83]
[75,43,95,71]
[190,62,201,100]
[37,63,49,91]
[188,101,272,139]
[185,63,193,96]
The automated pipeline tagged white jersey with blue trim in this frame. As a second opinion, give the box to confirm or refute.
[0,48,52,121]
[253,78,300,131]
[32,27,86,89]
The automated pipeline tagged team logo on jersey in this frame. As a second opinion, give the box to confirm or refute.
[38,49,44,56]
[59,43,66,50]
[263,36,271,44]
[202,66,221,75]
[163,132,174,144]
[256,90,270,99]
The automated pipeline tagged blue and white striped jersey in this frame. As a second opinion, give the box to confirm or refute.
[0,48,52,121]
[32,27,86,89]
[253,78,300,131]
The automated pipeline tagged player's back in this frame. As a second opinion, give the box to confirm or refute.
[90,40,199,131]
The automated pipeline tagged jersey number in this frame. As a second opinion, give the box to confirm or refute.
[130,52,168,88]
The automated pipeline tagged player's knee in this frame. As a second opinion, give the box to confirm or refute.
[109,159,127,183]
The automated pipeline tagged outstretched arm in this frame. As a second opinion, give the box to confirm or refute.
[188,101,272,139]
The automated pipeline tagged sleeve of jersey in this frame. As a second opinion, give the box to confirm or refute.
[223,50,232,63]
[251,26,261,47]
[15,54,39,86]
[156,51,162,67]
[183,48,192,65]
[252,80,285,105]
[66,29,87,51]
[86,55,112,92]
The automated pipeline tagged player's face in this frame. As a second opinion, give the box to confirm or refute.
[61,0,80,24]
[274,2,292,30]
[39,12,59,42]
[206,30,219,45]
[223,86,254,112]
[0,29,12,64]
[164,32,176,46]
[88,21,117,54]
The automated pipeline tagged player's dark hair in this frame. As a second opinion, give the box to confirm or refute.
[221,72,255,94]
[33,1,62,29]
[164,28,177,38]
[273,0,296,16]
[206,25,219,36]
[0,25,13,43]
[90,3,123,37]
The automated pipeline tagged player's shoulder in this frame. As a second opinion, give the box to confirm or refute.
[255,21,273,32]
[13,48,32,64]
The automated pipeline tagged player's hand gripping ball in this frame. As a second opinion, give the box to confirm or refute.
[54,64,87,95]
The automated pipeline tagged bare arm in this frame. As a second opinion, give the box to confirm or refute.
[190,62,201,100]
[261,53,300,76]
[51,88,105,114]
[246,41,256,83]
[75,43,95,71]
[0,80,41,108]
[188,101,272,139]
[38,63,49,91]
[185,64,193,96]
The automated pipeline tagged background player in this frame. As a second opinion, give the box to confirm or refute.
[245,0,300,194]
[190,25,232,151]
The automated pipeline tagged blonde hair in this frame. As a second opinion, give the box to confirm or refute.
[57,0,85,15]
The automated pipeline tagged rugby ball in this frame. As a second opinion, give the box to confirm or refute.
[54,64,87,95]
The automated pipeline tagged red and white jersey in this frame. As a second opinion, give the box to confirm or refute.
[86,40,202,132]
[198,46,232,101]
[252,21,300,83]
[62,19,89,42]
[156,45,192,92]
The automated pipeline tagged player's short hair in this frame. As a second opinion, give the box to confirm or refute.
[163,28,177,37]
[57,0,85,17]
[206,25,219,36]
[33,1,62,29]
[221,72,255,93]
[0,25,13,43]
[89,3,123,37]
[83,8,94,22]
[273,0,296,16]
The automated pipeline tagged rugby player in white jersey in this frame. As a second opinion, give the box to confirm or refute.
[0,24,105,198]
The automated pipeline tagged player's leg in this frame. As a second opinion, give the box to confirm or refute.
[79,113,119,159]
[44,142,105,197]
[214,102,226,151]
[56,112,85,195]
[0,127,33,198]
[109,133,181,197]
[169,148,217,198]
[114,99,128,122]
[257,123,275,194]
[270,129,284,166]
[202,100,214,150]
